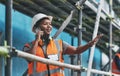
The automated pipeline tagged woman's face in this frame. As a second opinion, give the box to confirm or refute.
[39,18,52,35]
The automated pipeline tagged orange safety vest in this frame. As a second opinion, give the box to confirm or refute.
[112,53,120,74]
[27,39,64,76]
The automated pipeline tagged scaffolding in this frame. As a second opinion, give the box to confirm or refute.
[1,0,120,76]
[0,46,119,76]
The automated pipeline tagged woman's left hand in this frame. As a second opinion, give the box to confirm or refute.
[88,34,103,47]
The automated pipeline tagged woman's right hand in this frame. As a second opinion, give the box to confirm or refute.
[35,31,44,41]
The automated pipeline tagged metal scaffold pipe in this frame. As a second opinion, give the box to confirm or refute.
[0,46,119,76]
[17,50,81,70]
[0,46,82,70]
[87,0,103,76]
[108,0,113,75]
[5,0,13,76]
[75,0,87,76]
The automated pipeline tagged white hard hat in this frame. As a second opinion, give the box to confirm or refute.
[32,13,53,33]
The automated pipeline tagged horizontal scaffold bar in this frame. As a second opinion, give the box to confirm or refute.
[0,46,82,71]
[0,46,119,76]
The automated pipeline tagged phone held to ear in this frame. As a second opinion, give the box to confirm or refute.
[35,28,44,37]
[35,28,41,33]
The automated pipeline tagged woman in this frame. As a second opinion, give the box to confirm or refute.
[23,13,103,76]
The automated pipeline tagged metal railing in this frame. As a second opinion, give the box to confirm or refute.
[0,46,119,76]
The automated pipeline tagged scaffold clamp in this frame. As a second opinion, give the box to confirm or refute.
[75,1,84,10]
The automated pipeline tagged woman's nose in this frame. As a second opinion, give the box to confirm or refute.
[47,24,52,27]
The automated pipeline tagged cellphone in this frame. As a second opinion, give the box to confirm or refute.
[35,27,41,33]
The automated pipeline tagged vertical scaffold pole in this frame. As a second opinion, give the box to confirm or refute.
[75,0,87,76]
[108,0,113,75]
[70,27,76,76]
[77,3,83,76]
[70,35,75,76]
[5,0,13,76]
[87,0,103,76]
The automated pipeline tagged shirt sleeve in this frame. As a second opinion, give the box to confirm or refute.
[62,41,70,54]
[114,55,120,70]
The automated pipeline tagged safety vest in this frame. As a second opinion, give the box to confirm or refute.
[26,39,64,76]
[112,53,120,74]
